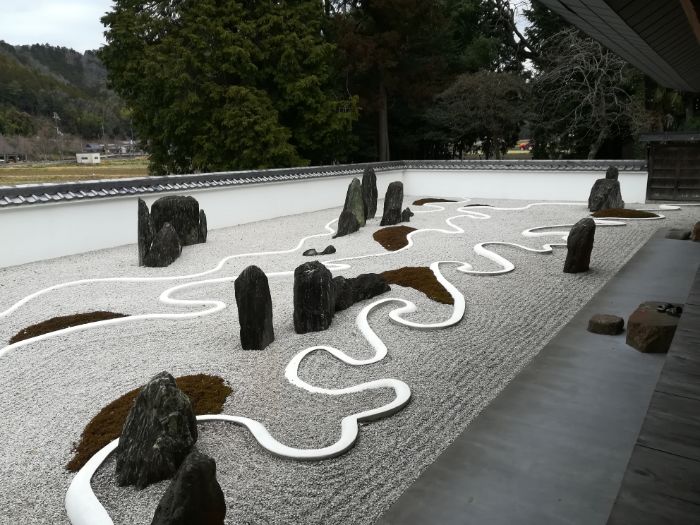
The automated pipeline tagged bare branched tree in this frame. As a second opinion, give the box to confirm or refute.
[532,29,647,159]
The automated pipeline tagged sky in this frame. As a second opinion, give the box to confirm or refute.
[0,0,114,52]
[0,0,531,54]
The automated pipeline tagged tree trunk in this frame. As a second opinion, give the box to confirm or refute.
[587,128,607,159]
[378,80,390,161]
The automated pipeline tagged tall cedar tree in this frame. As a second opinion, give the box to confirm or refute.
[333,0,450,161]
[100,0,357,175]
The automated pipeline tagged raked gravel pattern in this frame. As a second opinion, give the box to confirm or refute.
[0,197,698,525]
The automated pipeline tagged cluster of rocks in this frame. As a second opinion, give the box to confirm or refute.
[334,167,412,237]
[116,371,225,523]
[587,302,683,354]
[293,260,390,333]
[588,166,624,212]
[139,196,208,267]
[335,167,377,238]
[303,245,336,256]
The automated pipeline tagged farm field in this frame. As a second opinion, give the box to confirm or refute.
[0,158,149,186]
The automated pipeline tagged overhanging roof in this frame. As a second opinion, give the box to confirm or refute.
[538,0,700,92]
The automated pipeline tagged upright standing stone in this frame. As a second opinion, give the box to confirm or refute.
[151,451,226,525]
[362,167,378,219]
[343,178,366,227]
[588,179,624,212]
[381,181,404,226]
[144,223,182,268]
[564,217,596,273]
[605,166,619,180]
[234,265,274,350]
[401,207,414,223]
[151,196,201,245]
[293,261,335,333]
[116,372,198,489]
[138,198,155,266]
[198,210,208,243]
[334,210,360,238]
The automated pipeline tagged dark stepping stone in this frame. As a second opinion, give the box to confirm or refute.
[564,217,595,273]
[626,301,682,353]
[116,371,198,489]
[234,265,274,350]
[587,314,624,335]
[151,450,226,525]
[692,222,700,242]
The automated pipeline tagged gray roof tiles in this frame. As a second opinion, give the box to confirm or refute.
[0,160,646,208]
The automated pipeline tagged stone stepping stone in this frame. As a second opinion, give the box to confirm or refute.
[626,302,682,353]
[587,314,624,335]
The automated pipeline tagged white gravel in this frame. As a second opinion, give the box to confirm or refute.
[0,196,697,525]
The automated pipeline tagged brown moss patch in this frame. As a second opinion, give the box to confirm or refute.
[10,311,128,345]
[66,374,232,472]
[381,266,454,305]
[413,197,457,206]
[591,208,659,218]
[373,225,417,251]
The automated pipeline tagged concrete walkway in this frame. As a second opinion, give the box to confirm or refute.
[378,231,700,525]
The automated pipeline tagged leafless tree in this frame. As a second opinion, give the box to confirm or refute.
[532,29,648,159]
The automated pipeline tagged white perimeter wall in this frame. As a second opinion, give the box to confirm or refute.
[0,169,647,268]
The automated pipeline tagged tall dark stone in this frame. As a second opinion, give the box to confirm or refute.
[362,167,378,219]
[293,261,335,333]
[138,198,155,266]
[588,179,624,211]
[343,178,366,227]
[144,223,182,268]
[564,218,596,273]
[334,209,360,238]
[605,166,619,180]
[151,196,201,246]
[116,372,198,489]
[234,265,274,350]
[151,451,226,525]
[381,181,404,226]
[198,210,208,243]
[401,207,414,223]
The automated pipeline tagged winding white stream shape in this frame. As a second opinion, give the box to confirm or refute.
[0,198,683,525]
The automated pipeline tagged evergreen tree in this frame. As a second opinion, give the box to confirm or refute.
[100,0,357,175]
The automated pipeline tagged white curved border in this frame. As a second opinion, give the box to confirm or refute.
[0,198,682,525]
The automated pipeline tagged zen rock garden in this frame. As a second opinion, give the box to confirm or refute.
[138,196,208,267]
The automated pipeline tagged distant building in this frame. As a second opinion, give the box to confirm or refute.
[76,153,101,165]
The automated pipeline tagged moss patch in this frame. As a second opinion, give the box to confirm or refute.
[591,208,659,218]
[413,198,457,206]
[10,311,128,345]
[66,374,232,472]
[381,266,454,305]
[373,226,417,251]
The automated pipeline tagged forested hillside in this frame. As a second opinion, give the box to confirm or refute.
[0,42,129,141]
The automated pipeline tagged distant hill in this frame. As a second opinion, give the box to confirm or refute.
[0,42,129,140]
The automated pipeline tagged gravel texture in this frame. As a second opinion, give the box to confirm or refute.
[0,197,698,525]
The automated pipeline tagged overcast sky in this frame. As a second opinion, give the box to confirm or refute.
[0,1,530,54]
[0,0,114,52]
